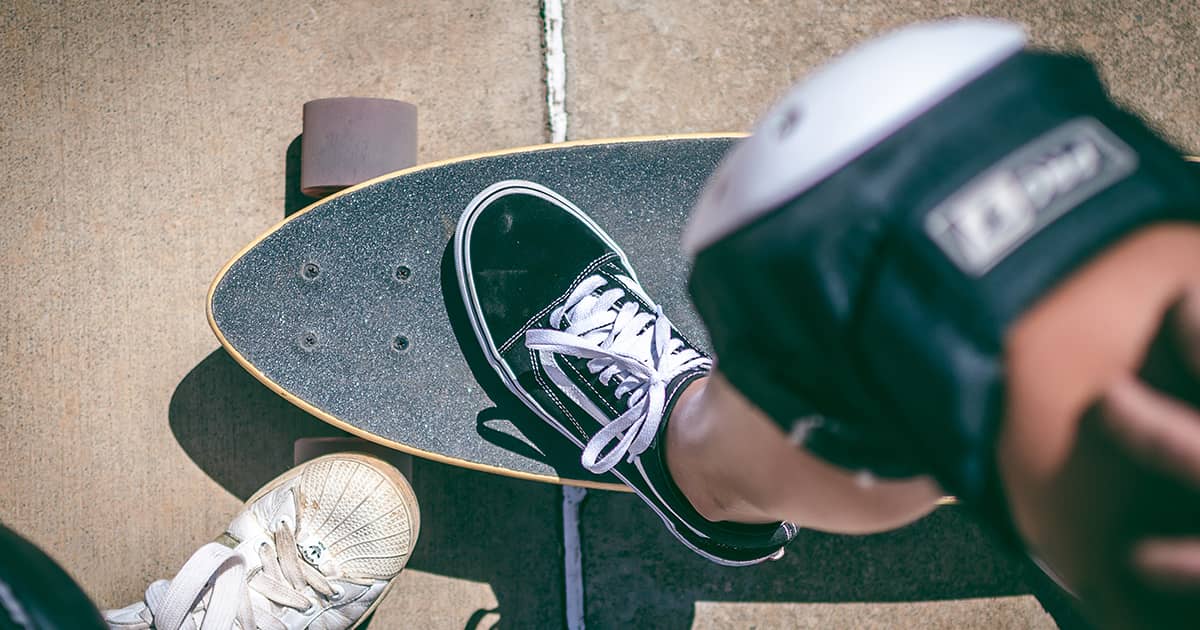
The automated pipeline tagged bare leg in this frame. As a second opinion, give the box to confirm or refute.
[665,371,943,534]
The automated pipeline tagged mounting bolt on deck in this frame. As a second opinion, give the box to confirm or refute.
[301,262,321,280]
[299,331,320,351]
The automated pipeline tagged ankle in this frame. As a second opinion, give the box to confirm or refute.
[664,375,783,524]
[665,378,745,522]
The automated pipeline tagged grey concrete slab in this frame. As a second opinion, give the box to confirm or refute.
[0,0,546,626]
[564,1,1200,153]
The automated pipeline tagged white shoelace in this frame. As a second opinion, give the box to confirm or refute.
[125,523,336,630]
[525,274,711,474]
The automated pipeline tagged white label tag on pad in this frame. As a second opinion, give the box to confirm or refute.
[925,118,1138,276]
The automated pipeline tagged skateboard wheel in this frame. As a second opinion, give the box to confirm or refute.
[301,97,417,198]
[293,437,414,482]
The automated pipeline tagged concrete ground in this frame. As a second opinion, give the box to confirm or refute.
[2,1,1196,628]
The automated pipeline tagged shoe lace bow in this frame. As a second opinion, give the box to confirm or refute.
[525,274,710,474]
[124,521,337,630]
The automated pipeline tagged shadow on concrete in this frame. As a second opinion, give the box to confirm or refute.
[579,490,1076,628]
[405,460,567,628]
[169,349,349,500]
[168,348,569,627]
[285,135,318,218]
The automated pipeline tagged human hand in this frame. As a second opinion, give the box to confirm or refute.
[1010,286,1200,630]
[1098,287,1200,594]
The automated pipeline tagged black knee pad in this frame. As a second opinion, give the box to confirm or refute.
[686,20,1200,539]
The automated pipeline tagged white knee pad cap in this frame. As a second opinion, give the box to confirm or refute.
[682,18,1027,256]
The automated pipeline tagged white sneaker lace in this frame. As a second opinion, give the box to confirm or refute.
[525,274,711,474]
[122,523,336,630]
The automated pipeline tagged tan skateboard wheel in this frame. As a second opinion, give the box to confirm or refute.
[300,97,417,198]
[293,436,414,482]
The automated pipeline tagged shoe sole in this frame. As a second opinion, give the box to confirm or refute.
[454,180,770,566]
[245,452,420,629]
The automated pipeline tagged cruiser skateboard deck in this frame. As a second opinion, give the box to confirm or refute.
[208,128,1138,501]
[208,135,740,491]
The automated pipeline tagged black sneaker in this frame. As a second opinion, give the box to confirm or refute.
[454,180,796,566]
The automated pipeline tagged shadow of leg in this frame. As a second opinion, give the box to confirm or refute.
[405,458,568,628]
[581,496,1039,629]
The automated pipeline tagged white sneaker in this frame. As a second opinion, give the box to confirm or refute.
[104,453,420,630]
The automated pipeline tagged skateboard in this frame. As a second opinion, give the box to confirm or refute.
[212,98,1198,497]
[208,131,742,492]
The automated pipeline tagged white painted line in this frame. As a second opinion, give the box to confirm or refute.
[544,5,583,628]
[562,486,588,630]
[543,0,568,142]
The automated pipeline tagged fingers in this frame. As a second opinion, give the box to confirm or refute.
[1131,539,1200,591]
[1101,287,1200,481]
[1171,285,1200,377]
[1099,377,1200,484]
[1102,289,1200,601]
